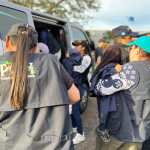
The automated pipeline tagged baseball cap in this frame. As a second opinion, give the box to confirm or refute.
[128,36,150,54]
[72,40,87,47]
[112,25,138,37]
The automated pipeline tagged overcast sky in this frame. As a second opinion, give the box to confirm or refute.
[84,0,150,31]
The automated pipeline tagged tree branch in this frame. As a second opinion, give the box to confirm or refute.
[48,0,65,12]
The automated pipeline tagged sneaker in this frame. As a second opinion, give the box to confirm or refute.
[73,133,85,144]
[98,129,110,143]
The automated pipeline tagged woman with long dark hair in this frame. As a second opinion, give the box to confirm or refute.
[93,36,150,150]
[93,44,122,75]
[0,23,80,150]
[91,45,122,145]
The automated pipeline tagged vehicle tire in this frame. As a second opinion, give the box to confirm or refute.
[80,89,89,114]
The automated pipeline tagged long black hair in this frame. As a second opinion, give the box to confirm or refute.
[93,44,122,76]
[8,24,38,109]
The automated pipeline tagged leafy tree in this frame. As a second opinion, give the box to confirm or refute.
[9,0,100,21]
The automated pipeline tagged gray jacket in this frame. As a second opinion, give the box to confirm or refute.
[0,53,73,150]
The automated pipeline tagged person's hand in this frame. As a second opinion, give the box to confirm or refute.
[115,64,122,73]
[66,52,70,58]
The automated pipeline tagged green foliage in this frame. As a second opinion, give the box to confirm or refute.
[9,0,100,21]
[103,31,113,43]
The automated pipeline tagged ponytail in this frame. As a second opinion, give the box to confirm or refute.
[8,24,38,109]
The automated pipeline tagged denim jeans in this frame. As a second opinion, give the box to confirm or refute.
[71,101,83,134]
[71,85,84,135]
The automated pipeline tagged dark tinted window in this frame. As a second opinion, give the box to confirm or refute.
[72,27,87,41]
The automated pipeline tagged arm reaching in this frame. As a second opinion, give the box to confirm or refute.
[73,55,91,73]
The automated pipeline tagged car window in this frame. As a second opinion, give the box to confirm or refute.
[71,27,87,41]
[0,6,28,41]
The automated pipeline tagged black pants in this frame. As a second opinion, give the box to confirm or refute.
[142,138,150,150]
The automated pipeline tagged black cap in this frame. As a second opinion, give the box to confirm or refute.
[72,40,87,47]
[112,25,138,37]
